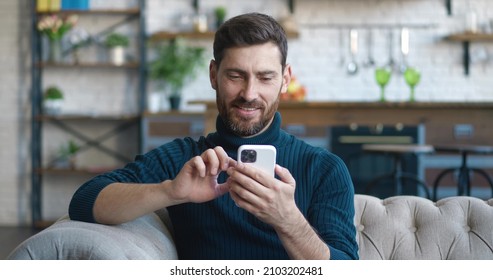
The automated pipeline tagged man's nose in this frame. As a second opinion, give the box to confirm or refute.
[240,79,259,102]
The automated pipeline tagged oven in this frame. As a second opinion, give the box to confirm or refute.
[330,124,425,198]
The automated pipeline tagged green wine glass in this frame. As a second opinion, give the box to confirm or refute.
[404,67,421,102]
[375,67,392,102]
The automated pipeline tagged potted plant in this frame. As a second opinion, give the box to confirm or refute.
[104,32,129,65]
[54,140,80,169]
[149,38,205,110]
[43,86,64,115]
[214,6,227,29]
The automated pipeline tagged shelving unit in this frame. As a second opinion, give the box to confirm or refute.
[30,0,147,228]
[445,32,493,76]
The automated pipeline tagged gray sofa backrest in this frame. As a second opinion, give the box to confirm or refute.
[355,194,493,259]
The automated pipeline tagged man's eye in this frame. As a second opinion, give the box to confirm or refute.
[228,74,242,80]
[260,76,274,82]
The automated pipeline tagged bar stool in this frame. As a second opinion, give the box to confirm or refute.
[432,144,493,201]
[363,144,434,199]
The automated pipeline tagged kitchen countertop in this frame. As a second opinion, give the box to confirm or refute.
[191,101,493,146]
[192,100,493,109]
[276,101,493,108]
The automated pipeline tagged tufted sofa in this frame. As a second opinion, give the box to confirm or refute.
[8,194,493,260]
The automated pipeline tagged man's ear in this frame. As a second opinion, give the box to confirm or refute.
[209,60,218,90]
[281,64,292,93]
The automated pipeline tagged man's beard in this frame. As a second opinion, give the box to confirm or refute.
[217,93,280,137]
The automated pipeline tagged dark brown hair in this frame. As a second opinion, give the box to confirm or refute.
[213,12,288,70]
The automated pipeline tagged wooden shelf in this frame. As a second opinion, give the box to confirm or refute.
[445,32,493,76]
[37,166,118,175]
[445,32,493,42]
[150,31,216,41]
[37,62,140,68]
[149,30,300,42]
[142,110,204,117]
[37,8,140,16]
[37,114,140,121]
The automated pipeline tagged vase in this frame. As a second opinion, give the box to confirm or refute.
[169,96,181,110]
[43,99,63,115]
[109,46,125,65]
[48,40,62,63]
[148,92,162,113]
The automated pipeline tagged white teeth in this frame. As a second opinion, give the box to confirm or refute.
[240,107,256,111]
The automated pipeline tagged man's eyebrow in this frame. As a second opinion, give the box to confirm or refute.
[225,68,247,75]
[257,70,277,76]
[224,68,278,77]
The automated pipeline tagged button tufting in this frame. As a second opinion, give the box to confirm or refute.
[464,225,471,232]
[409,227,417,233]
[357,225,365,231]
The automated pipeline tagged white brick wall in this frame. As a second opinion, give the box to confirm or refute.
[148,0,493,107]
[1,0,493,225]
[0,0,32,225]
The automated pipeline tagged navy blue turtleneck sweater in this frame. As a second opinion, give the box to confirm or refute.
[69,112,359,260]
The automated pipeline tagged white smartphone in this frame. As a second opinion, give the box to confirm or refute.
[237,145,277,177]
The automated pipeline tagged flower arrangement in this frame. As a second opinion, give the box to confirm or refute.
[37,14,78,41]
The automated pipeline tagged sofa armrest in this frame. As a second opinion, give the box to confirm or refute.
[7,210,178,260]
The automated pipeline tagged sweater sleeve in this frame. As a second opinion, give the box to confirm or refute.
[308,151,359,260]
[68,176,118,223]
[68,138,196,223]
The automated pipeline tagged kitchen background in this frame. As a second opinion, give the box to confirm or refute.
[1,0,493,226]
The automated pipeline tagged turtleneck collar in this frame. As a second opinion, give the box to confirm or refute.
[206,112,283,154]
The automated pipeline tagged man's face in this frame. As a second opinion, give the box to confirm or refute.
[209,42,291,137]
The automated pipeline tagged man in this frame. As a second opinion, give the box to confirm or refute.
[69,12,358,260]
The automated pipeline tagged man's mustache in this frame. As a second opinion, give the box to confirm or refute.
[231,98,263,109]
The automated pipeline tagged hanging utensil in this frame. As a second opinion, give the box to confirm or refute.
[338,28,346,67]
[386,29,396,72]
[364,29,376,68]
[347,29,359,75]
[399,27,410,73]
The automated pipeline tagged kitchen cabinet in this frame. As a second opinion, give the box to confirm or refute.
[445,32,493,76]
[142,112,204,152]
[30,0,147,228]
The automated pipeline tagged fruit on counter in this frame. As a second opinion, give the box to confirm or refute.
[281,76,306,101]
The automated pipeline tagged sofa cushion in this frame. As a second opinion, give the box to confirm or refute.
[355,194,493,259]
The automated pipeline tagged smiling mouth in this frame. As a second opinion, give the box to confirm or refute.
[238,106,258,111]
[233,105,261,120]
[231,98,263,115]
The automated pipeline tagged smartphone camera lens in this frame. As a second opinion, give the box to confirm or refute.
[241,149,257,163]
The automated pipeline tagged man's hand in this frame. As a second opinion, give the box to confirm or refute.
[226,163,298,231]
[167,146,235,205]
[93,147,235,225]
[227,162,330,259]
